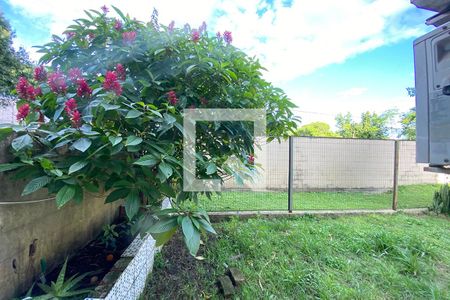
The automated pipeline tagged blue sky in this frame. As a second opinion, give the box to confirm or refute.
[0,0,435,127]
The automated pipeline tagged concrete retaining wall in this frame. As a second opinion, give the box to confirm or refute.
[0,138,120,299]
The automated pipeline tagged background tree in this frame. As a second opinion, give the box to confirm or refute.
[335,110,397,139]
[398,87,416,140]
[406,87,415,97]
[0,12,32,95]
[295,121,339,137]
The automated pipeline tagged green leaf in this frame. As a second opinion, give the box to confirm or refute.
[158,162,173,180]
[159,183,176,198]
[22,176,52,196]
[154,48,165,56]
[108,136,122,146]
[56,258,68,288]
[105,188,129,203]
[0,127,13,141]
[11,134,33,151]
[125,135,143,146]
[39,158,54,170]
[111,143,124,155]
[134,155,158,167]
[182,216,201,256]
[72,138,92,152]
[56,185,76,208]
[148,217,178,234]
[125,190,140,219]
[101,103,121,111]
[73,185,84,203]
[111,5,127,21]
[126,109,144,119]
[206,162,217,175]
[68,161,89,174]
[163,113,176,124]
[152,227,177,247]
[84,181,99,193]
[50,169,63,177]
[53,105,64,121]
[186,64,197,75]
[197,218,217,234]
[0,163,25,172]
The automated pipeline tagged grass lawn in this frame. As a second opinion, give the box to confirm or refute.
[198,184,440,211]
[144,213,450,299]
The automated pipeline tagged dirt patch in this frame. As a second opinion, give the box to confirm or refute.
[26,221,133,297]
[144,233,219,299]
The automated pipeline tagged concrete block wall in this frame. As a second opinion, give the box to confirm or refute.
[0,139,121,299]
[224,138,442,191]
[397,141,443,185]
[292,138,394,191]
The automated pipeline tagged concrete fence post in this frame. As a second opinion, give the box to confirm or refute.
[288,136,293,212]
[392,140,400,210]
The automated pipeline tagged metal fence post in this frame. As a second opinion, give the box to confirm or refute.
[288,136,293,212]
[392,140,400,210]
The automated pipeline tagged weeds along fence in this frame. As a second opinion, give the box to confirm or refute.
[201,137,450,212]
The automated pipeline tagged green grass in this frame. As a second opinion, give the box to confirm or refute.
[145,214,450,299]
[198,184,440,211]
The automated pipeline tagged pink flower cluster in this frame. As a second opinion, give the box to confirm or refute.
[16,103,30,121]
[48,72,67,94]
[16,77,41,101]
[168,21,175,33]
[33,66,47,82]
[15,69,47,121]
[198,21,207,34]
[77,79,92,98]
[114,19,123,31]
[167,91,178,105]
[65,32,76,39]
[103,71,122,96]
[115,64,126,81]
[191,30,200,43]
[101,5,109,14]
[122,31,137,44]
[68,68,82,83]
[15,66,98,124]
[64,98,81,128]
[223,31,232,44]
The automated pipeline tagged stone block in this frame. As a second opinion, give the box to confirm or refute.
[228,267,245,285]
[218,275,235,297]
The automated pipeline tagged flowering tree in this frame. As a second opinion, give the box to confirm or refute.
[0,7,297,255]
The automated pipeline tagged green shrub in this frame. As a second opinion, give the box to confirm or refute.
[0,6,297,255]
[430,184,450,215]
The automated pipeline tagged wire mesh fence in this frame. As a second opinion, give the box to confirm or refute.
[201,137,449,212]
[0,97,17,124]
[1,97,447,212]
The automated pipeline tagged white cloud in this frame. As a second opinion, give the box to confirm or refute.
[212,0,424,82]
[337,87,368,98]
[7,0,424,81]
